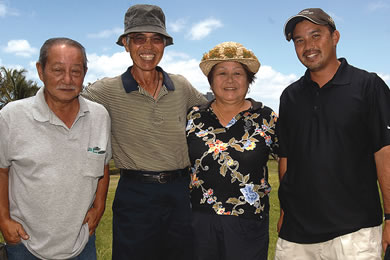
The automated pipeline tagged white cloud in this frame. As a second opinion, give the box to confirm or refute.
[368,1,390,11]
[188,18,223,40]
[160,51,209,93]
[81,50,297,111]
[247,65,297,112]
[0,2,19,17]
[3,40,37,57]
[378,73,390,85]
[87,27,123,39]
[84,51,130,84]
[168,18,187,33]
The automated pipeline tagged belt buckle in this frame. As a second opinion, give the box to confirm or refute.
[157,172,168,184]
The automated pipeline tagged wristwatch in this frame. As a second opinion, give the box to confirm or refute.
[385,213,390,220]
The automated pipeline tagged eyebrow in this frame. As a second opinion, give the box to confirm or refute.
[293,28,322,40]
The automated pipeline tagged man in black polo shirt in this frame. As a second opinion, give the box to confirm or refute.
[275,8,390,259]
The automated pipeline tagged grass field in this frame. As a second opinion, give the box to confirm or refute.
[1,160,281,259]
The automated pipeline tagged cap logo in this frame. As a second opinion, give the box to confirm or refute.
[300,10,314,15]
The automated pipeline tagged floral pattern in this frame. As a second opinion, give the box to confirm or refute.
[186,99,278,219]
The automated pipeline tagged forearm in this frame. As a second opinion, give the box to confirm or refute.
[92,164,110,212]
[376,145,390,214]
[278,157,287,181]
[0,168,10,223]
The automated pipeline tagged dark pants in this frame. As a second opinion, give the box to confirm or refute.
[192,211,269,260]
[112,174,193,260]
[6,233,96,260]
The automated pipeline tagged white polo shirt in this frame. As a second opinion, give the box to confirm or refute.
[0,87,111,259]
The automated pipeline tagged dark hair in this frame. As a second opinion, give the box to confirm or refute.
[207,63,256,85]
[38,37,88,71]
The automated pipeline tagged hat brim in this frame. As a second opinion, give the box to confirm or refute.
[116,25,173,46]
[199,58,260,77]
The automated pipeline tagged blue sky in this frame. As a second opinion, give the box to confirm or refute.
[1,0,389,111]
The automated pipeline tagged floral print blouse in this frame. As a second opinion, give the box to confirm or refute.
[186,99,278,220]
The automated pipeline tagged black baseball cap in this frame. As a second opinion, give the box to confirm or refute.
[284,8,336,41]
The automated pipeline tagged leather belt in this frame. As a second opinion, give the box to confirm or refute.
[120,167,189,184]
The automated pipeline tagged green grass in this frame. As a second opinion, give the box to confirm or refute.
[1,161,280,259]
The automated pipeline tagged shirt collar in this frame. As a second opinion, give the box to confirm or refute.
[304,58,351,88]
[32,86,89,124]
[120,66,175,93]
[197,98,263,112]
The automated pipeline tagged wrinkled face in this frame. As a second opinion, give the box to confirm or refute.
[210,61,249,103]
[36,44,86,104]
[292,20,339,72]
[122,32,165,72]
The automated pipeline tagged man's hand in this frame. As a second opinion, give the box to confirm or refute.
[383,220,390,252]
[0,218,29,244]
[83,207,104,236]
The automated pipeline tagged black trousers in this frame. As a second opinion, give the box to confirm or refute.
[112,174,193,260]
[192,211,269,260]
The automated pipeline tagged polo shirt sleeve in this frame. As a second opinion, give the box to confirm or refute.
[268,109,279,159]
[81,80,109,109]
[183,77,208,108]
[0,113,10,168]
[104,118,112,165]
[368,75,390,152]
[276,91,288,158]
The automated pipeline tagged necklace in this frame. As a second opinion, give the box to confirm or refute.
[212,103,232,126]
[212,101,249,126]
[152,72,160,99]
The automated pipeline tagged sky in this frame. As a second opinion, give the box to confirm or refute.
[0,0,389,112]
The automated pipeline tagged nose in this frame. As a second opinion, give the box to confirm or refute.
[143,38,153,48]
[62,70,73,84]
[227,73,234,83]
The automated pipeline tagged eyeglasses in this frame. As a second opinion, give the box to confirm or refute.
[127,34,165,45]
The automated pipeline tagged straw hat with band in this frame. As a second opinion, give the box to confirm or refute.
[116,4,173,46]
[284,8,336,41]
[199,42,260,77]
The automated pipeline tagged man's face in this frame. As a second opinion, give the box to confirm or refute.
[122,32,165,72]
[37,44,86,104]
[292,20,339,72]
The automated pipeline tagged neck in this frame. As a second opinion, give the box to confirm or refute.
[131,67,159,86]
[44,93,80,128]
[310,59,341,88]
[131,67,161,99]
[212,99,250,126]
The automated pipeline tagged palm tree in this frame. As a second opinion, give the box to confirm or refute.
[0,66,40,109]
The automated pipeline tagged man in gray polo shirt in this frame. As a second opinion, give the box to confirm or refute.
[0,38,111,260]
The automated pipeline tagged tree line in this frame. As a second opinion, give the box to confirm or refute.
[0,66,40,109]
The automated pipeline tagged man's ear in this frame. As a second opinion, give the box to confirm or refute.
[122,37,130,52]
[332,30,340,46]
[36,62,44,81]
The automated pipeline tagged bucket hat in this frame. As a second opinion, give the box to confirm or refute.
[284,8,336,41]
[116,4,173,46]
[199,42,260,77]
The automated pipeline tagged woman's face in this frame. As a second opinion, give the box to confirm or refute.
[210,61,249,104]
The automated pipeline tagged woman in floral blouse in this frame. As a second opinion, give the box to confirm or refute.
[186,42,278,260]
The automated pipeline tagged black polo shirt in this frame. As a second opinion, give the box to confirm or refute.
[277,58,390,243]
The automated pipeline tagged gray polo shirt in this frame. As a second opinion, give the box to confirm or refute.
[82,66,207,171]
[0,87,111,259]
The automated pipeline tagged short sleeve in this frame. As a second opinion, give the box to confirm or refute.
[0,113,10,168]
[104,117,112,165]
[268,109,279,159]
[368,75,390,152]
[276,91,288,158]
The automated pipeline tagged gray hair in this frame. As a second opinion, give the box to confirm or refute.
[38,37,88,72]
